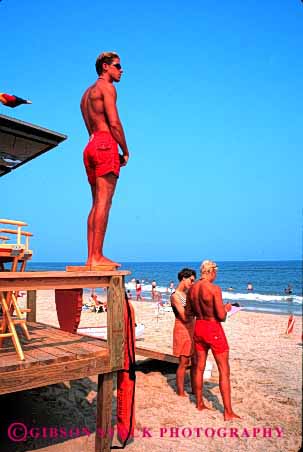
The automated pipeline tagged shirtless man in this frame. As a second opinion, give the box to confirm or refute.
[80,51,129,267]
[186,260,240,421]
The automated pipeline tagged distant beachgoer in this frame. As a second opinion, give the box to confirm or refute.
[171,268,196,396]
[227,287,234,291]
[247,282,253,291]
[135,280,142,301]
[91,293,106,313]
[154,291,163,306]
[186,260,241,421]
[284,284,293,295]
[167,281,175,295]
[81,51,129,267]
[151,280,157,300]
[127,289,132,300]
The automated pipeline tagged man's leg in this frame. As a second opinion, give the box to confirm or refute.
[176,355,190,396]
[195,348,212,410]
[91,173,118,266]
[86,185,96,265]
[213,351,241,420]
[189,354,196,394]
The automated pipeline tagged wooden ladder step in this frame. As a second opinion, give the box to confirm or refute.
[0,332,13,338]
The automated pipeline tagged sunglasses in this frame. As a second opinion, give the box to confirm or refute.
[111,63,122,70]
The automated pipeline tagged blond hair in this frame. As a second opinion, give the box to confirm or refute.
[95,51,120,75]
[200,260,218,275]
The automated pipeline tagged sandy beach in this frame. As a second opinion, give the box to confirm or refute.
[1,291,302,452]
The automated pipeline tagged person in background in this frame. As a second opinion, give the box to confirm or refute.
[247,282,253,291]
[154,290,163,306]
[186,260,240,420]
[167,281,175,295]
[135,279,142,301]
[171,268,196,396]
[151,280,157,300]
[284,284,293,295]
[127,289,132,300]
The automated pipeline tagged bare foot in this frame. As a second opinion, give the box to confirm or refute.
[224,411,241,421]
[90,256,121,268]
[196,402,214,411]
[177,391,187,397]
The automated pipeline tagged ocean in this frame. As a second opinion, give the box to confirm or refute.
[26,260,302,316]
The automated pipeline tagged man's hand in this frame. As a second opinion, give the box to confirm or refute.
[119,154,129,167]
[225,303,232,312]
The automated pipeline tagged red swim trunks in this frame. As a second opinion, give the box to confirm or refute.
[194,319,229,355]
[83,131,120,185]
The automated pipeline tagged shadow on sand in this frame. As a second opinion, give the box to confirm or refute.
[135,359,224,413]
[0,377,118,452]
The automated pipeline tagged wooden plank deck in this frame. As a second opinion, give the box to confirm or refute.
[77,334,179,364]
[135,344,178,363]
[0,270,129,290]
[0,269,131,452]
[0,322,111,395]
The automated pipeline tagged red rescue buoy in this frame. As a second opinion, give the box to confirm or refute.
[116,293,136,445]
[285,314,295,335]
[55,288,83,333]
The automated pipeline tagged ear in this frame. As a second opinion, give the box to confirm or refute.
[102,62,109,72]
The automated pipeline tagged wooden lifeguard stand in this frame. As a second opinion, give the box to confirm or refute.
[0,114,129,451]
[0,269,130,452]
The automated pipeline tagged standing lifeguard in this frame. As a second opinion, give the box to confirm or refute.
[186,260,241,421]
[81,51,129,267]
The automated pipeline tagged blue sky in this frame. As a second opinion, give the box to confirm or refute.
[1,0,302,262]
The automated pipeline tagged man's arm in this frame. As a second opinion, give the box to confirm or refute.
[213,286,227,322]
[103,85,129,160]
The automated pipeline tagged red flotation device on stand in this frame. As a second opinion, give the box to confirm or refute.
[54,288,83,333]
[285,314,295,335]
[112,292,136,449]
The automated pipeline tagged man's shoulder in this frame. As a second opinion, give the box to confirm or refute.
[192,280,202,289]
[188,281,201,298]
[81,82,101,101]
[212,283,222,294]
[101,80,116,95]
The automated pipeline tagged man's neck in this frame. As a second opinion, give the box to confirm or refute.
[98,74,113,84]
[201,277,212,283]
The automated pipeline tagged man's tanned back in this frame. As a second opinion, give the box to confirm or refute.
[188,280,226,322]
[81,83,112,135]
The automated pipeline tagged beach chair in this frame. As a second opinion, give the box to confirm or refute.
[0,219,33,272]
[0,219,33,360]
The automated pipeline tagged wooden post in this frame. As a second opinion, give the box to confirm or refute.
[95,372,113,452]
[107,276,125,370]
[27,290,36,322]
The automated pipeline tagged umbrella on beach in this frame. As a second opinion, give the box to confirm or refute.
[0,92,32,108]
